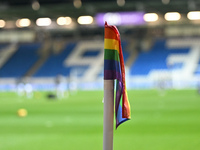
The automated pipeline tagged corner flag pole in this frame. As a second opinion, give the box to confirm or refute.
[103,80,114,150]
[103,21,131,150]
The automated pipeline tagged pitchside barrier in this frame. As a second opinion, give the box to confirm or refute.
[0,76,199,91]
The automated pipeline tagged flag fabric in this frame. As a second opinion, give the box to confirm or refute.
[104,22,131,128]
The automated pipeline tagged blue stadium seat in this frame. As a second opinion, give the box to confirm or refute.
[130,39,189,75]
[194,61,200,75]
[0,43,41,77]
[0,44,9,51]
[33,42,76,77]
[34,40,130,78]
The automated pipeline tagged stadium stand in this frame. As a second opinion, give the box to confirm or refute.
[34,40,129,79]
[0,38,200,90]
[1,39,198,79]
[33,42,76,77]
[130,39,190,76]
[195,61,200,75]
[0,44,18,69]
[0,43,41,78]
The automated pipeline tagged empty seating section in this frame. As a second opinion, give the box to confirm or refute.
[121,41,129,61]
[0,44,8,50]
[130,39,190,76]
[0,39,199,79]
[82,50,100,57]
[0,43,41,77]
[33,43,76,77]
[0,44,10,68]
[34,41,129,78]
[195,61,200,75]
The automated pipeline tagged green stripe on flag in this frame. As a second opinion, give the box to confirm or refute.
[104,49,119,61]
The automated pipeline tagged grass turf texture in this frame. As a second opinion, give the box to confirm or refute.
[0,90,200,150]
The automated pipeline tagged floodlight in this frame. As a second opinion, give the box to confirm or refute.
[77,16,93,25]
[16,18,31,28]
[73,0,82,8]
[36,18,52,26]
[187,11,200,20]
[0,20,5,28]
[164,12,181,21]
[117,0,125,7]
[143,13,158,22]
[32,0,40,11]
[57,17,72,25]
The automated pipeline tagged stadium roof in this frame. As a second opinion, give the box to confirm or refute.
[0,0,199,20]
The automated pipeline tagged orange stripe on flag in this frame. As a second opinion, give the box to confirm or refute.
[122,90,131,118]
[104,26,119,40]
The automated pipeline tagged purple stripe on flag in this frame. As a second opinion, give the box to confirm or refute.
[104,59,120,73]
[104,70,122,80]
[115,79,129,128]
[115,80,123,115]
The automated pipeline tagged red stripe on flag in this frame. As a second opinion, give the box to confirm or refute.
[104,23,119,40]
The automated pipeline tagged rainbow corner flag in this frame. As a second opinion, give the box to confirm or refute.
[104,22,131,128]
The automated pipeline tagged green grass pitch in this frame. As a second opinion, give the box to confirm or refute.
[0,89,200,150]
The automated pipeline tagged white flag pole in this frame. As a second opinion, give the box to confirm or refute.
[103,80,114,150]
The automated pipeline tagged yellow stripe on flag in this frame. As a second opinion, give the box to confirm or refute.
[104,38,119,53]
